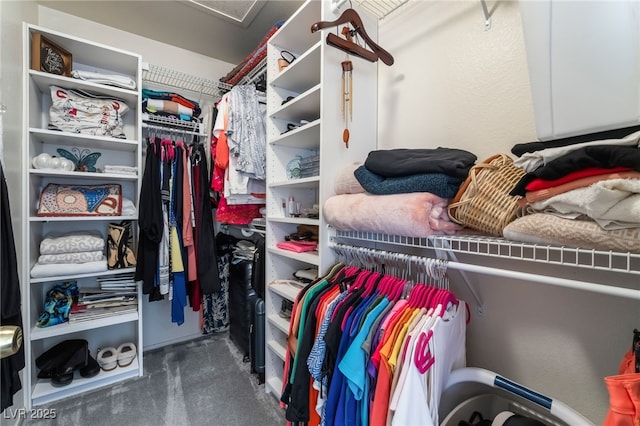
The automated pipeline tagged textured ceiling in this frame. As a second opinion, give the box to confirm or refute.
[38,0,304,65]
[182,0,265,26]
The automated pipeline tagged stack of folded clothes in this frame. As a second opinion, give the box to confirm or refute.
[354,147,477,199]
[142,88,201,122]
[276,229,318,253]
[30,232,108,278]
[502,126,640,252]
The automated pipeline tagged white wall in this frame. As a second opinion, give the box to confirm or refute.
[36,6,236,352]
[378,1,634,424]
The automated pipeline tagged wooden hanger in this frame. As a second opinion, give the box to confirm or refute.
[311,8,394,66]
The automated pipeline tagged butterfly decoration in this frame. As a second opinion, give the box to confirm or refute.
[57,147,101,172]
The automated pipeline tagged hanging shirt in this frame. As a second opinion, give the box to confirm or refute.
[338,295,390,424]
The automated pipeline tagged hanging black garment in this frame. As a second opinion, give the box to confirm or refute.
[228,241,257,359]
[135,138,164,301]
[194,143,220,294]
[251,235,265,299]
[1,164,25,412]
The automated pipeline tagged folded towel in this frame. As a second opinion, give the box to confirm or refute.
[31,258,108,278]
[40,232,104,255]
[38,250,104,265]
[71,70,136,90]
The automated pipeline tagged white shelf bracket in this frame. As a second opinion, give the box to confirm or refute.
[480,0,492,31]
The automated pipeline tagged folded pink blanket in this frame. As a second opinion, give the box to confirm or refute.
[323,192,461,237]
[276,241,318,253]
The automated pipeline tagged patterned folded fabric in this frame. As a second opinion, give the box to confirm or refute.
[503,213,640,253]
[38,250,104,265]
[40,232,105,255]
[48,85,129,138]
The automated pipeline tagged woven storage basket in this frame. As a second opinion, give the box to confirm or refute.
[447,153,526,237]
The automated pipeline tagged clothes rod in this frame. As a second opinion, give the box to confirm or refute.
[448,261,640,301]
[329,242,640,302]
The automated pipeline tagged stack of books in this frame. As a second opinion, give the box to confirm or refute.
[69,273,138,323]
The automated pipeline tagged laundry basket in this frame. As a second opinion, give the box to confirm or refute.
[439,368,594,426]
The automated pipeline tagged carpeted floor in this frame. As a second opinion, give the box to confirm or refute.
[25,332,285,426]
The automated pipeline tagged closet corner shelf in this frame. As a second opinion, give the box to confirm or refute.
[29,70,139,105]
[268,280,302,301]
[270,41,322,93]
[30,312,139,341]
[29,169,138,181]
[331,230,640,276]
[31,358,140,407]
[268,216,319,226]
[268,314,290,334]
[268,247,320,266]
[30,215,138,223]
[268,119,320,149]
[267,339,287,361]
[269,84,321,123]
[29,267,136,284]
[266,376,283,400]
[29,128,139,152]
[268,176,319,189]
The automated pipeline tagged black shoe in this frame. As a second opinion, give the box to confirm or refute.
[80,352,100,378]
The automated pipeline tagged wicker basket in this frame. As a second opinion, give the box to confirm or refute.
[447,153,526,236]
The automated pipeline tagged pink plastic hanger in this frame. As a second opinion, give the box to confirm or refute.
[414,329,435,374]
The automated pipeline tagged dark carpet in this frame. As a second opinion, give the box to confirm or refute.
[25,332,285,426]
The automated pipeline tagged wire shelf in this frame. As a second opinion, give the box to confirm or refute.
[141,113,201,132]
[331,230,640,276]
[331,0,408,19]
[142,63,222,99]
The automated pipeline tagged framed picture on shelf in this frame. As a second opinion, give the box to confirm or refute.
[31,32,72,77]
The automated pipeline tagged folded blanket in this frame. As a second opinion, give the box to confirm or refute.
[364,148,477,179]
[71,70,136,90]
[38,250,104,265]
[40,232,105,255]
[354,166,462,198]
[503,213,640,253]
[529,178,640,230]
[30,258,108,278]
[323,192,461,237]
[334,162,365,195]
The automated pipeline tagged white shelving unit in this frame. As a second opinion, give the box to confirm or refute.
[22,24,143,409]
[264,0,380,401]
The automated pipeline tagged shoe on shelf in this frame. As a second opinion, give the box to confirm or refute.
[117,342,137,367]
[279,299,293,319]
[96,347,118,371]
[80,351,100,378]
